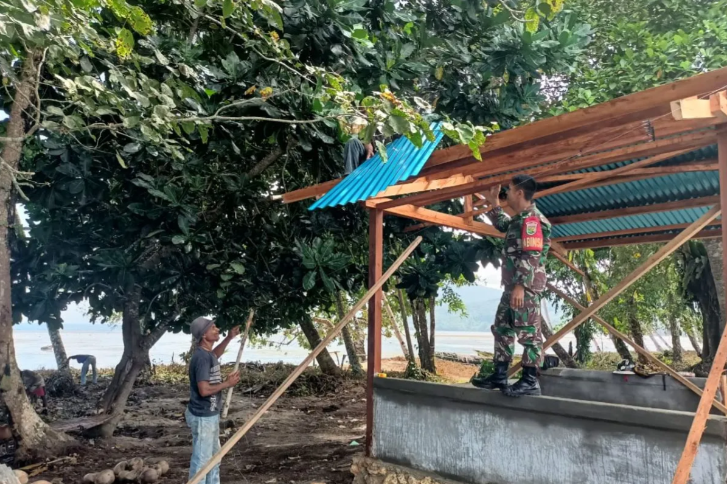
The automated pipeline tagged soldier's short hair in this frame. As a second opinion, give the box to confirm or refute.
[511,174,537,201]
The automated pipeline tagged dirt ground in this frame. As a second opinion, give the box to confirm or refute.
[28,357,478,484]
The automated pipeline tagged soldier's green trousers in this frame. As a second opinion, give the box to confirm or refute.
[491,290,543,367]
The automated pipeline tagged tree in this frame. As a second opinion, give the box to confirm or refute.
[10,0,590,443]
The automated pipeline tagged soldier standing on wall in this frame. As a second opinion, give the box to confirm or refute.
[472,174,551,397]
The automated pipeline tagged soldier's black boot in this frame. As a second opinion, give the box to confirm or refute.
[503,366,541,397]
[471,362,509,391]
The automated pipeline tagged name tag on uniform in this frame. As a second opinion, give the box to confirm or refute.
[522,216,543,251]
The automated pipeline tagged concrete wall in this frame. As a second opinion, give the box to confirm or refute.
[373,378,727,484]
[539,368,710,413]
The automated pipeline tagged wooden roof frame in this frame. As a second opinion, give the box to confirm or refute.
[282,67,727,253]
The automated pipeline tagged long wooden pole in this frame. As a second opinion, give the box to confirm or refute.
[671,131,727,484]
[547,284,727,415]
[185,236,422,484]
[220,309,255,419]
[509,205,722,377]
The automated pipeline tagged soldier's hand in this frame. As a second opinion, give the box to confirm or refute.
[484,184,501,207]
[510,285,525,309]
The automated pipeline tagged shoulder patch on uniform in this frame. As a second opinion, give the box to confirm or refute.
[521,215,543,251]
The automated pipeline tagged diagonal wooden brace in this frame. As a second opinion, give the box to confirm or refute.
[508,205,722,377]
[547,283,727,415]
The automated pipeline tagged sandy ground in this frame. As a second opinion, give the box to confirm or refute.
[28,357,477,484]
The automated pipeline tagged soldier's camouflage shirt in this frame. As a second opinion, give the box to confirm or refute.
[486,203,551,294]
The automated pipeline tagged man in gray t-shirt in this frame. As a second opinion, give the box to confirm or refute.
[186,317,240,484]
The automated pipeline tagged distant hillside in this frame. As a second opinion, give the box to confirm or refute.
[434,285,563,332]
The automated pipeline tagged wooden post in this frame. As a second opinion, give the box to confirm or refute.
[671,130,727,484]
[463,195,474,225]
[221,309,255,419]
[185,237,422,484]
[547,284,727,415]
[366,208,383,457]
[509,205,721,377]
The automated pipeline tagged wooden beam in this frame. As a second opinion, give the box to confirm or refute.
[379,203,503,238]
[431,67,727,167]
[282,178,341,204]
[508,205,722,377]
[550,252,586,278]
[547,284,727,415]
[373,174,473,199]
[671,129,727,484]
[366,208,383,457]
[555,221,722,243]
[672,96,712,120]
[561,228,722,250]
[549,195,720,225]
[711,91,727,120]
[186,236,423,484]
[463,195,474,225]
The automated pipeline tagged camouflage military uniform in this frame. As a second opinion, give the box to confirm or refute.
[486,204,551,367]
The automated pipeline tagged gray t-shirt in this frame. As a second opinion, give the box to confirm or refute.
[188,348,222,417]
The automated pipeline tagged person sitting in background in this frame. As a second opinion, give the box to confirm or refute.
[67,354,97,385]
[21,370,47,412]
[343,120,375,175]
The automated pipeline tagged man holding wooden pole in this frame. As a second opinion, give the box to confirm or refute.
[186,317,241,484]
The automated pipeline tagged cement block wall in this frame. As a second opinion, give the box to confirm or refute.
[372,378,727,484]
[539,368,711,413]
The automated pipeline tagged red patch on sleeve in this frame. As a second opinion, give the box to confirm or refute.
[522,216,543,252]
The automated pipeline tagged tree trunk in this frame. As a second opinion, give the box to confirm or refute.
[412,299,435,373]
[669,317,683,364]
[46,321,69,371]
[0,49,74,458]
[611,334,634,361]
[298,316,340,376]
[684,326,702,357]
[428,295,436,357]
[684,249,721,365]
[540,300,577,368]
[397,289,416,366]
[627,295,648,365]
[92,286,169,437]
[703,239,726,336]
[336,292,362,376]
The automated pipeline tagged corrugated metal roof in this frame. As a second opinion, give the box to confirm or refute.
[553,207,712,238]
[309,123,444,211]
[533,146,720,239]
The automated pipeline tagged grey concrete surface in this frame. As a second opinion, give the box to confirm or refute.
[372,378,727,484]
[539,367,711,413]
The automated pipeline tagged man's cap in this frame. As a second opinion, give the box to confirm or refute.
[191,316,215,342]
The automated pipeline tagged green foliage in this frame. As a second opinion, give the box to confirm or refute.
[555,0,727,112]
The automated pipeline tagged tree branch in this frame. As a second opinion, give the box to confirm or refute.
[246,136,297,179]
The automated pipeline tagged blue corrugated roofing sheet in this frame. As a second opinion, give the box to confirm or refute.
[309,123,444,210]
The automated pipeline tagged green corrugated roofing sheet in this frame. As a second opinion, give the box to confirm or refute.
[534,145,720,241]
